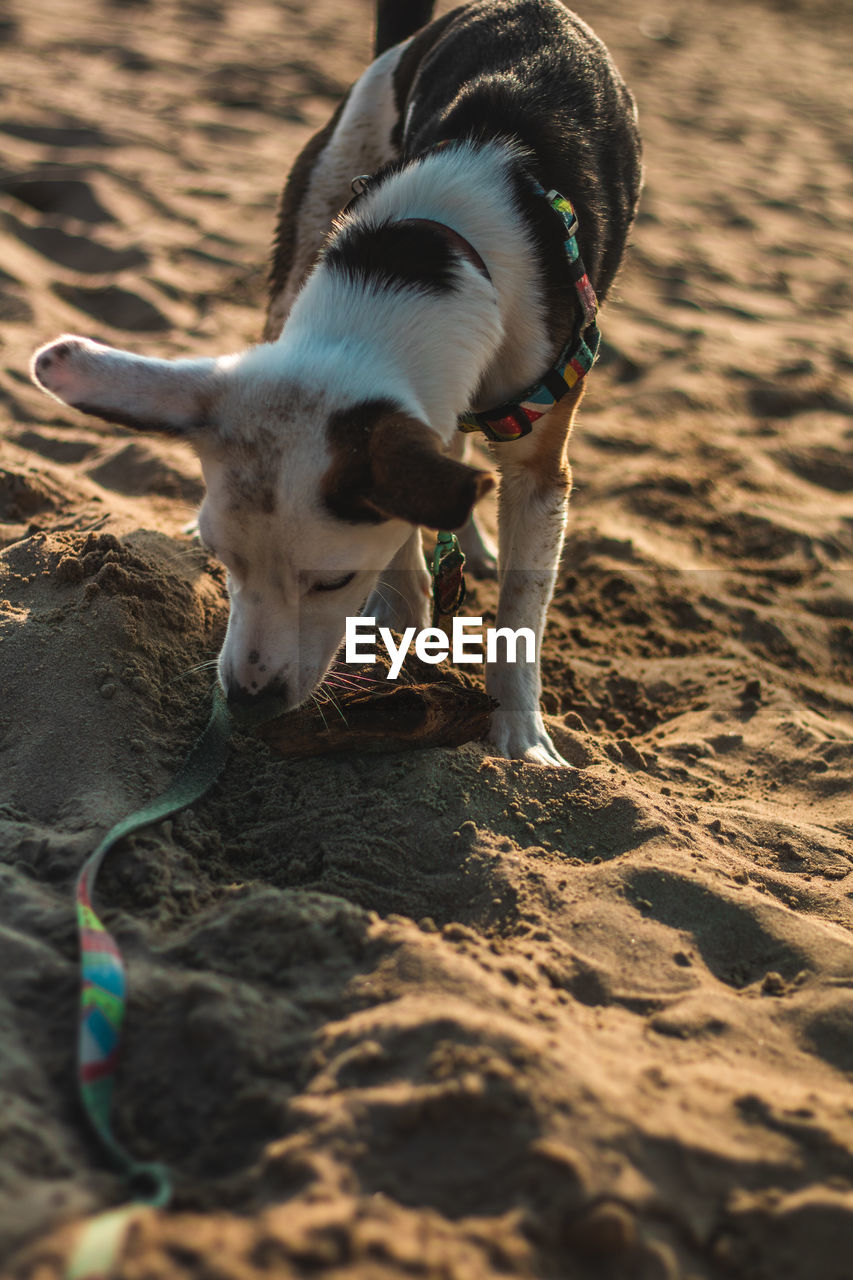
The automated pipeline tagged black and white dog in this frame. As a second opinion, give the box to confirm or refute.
[31,0,641,765]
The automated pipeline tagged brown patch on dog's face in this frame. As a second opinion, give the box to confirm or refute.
[321,398,392,524]
[367,414,495,529]
[323,399,495,530]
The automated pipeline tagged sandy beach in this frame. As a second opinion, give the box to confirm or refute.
[2,0,852,1276]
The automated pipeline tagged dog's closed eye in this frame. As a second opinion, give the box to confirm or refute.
[311,571,356,593]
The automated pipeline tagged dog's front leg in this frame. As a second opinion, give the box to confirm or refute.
[447,433,497,577]
[363,528,431,634]
[486,393,582,766]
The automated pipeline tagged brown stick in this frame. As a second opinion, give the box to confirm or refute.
[255,680,495,759]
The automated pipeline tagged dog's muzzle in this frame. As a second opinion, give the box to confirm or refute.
[224,677,290,728]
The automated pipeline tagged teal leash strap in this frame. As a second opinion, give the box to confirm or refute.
[69,686,232,1277]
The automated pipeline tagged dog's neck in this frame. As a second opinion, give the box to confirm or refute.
[274,139,555,438]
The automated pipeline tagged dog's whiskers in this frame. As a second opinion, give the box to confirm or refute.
[369,586,393,614]
[169,657,219,683]
[318,681,349,724]
[310,692,331,732]
[374,578,410,605]
[326,670,382,690]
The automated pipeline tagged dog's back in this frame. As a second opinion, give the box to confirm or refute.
[379,0,641,300]
[269,0,641,337]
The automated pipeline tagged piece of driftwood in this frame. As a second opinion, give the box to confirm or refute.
[255,680,495,759]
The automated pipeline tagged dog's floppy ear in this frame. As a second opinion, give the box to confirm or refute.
[30,336,222,436]
[367,412,495,530]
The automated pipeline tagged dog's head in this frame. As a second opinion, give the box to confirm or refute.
[31,336,494,718]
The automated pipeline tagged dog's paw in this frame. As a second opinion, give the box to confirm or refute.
[488,709,569,767]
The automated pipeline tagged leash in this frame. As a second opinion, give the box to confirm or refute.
[429,530,467,630]
[67,687,232,1277]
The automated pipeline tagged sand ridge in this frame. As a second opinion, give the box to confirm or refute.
[1,0,852,1276]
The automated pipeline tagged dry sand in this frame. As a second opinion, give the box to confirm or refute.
[1,0,852,1276]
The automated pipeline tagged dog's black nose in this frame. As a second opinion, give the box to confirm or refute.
[225,678,289,727]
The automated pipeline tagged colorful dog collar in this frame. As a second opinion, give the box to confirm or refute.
[458,187,600,443]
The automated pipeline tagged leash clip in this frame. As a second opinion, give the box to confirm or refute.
[429,531,467,629]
